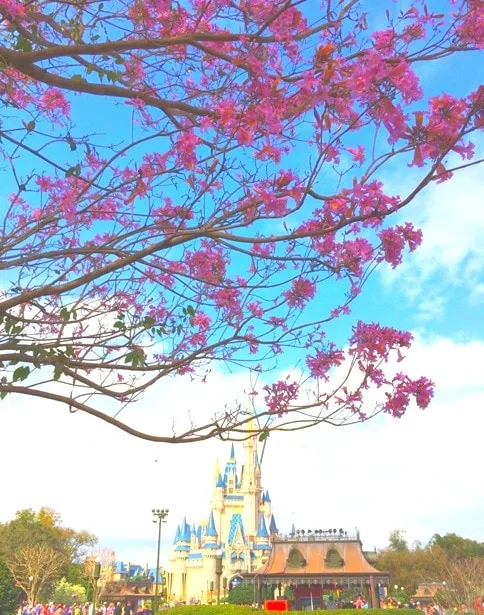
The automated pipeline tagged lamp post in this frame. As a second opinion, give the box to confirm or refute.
[152,508,169,614]
[223,577,228,603]
[92,562,101,615]
[215,549,223,605]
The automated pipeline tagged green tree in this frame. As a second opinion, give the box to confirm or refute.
[388,530,408,552]
[49,578,87,606]
[0,558,21,615]
[6,544,66,605]
[0,508,96,605]
[228,583,273,605]
[65,563,90,593]
[376,545,447,595]
[429,534,484,559]
[0,508,96,563]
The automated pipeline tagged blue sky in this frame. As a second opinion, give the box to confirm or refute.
[0,0,483,569]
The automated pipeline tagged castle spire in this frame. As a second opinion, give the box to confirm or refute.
[213,457,221,482]
[203,510,219,550]
[229,443,235,460]
[254,514,271,550]
[205,510,218,538]
[256,514,269,538]
[269,514,278,534]
[173,524,181,544]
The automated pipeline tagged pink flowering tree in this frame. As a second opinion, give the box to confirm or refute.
[0,0,482,442]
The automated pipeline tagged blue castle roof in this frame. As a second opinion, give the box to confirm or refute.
[265,490,271,503]
[175,517,191,542]
[205,510,218,538]
[147,568,163,583]
[216,473,225,488]
[174,525,180,544]
[269,514,278,534]
[256,514,269,539]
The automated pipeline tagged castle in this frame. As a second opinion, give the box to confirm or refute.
[167,428,276,602]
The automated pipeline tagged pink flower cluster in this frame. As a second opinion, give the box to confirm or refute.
[263,380,299,416]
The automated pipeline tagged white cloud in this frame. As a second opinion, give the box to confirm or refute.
[381,152,484,310]
[0,334,483,567]
[415,294,447,321]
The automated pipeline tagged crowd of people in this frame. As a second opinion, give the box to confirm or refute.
[350,596,484,613]
[18,602,150,615]
[17,596,484,613]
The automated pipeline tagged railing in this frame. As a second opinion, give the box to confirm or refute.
[273,531,359,542]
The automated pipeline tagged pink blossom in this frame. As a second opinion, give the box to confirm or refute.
[193,312,211,329]
[284,278,316,308]
[264,380,299,415]
[41,89,70,116]
[306,345,344,379]
[379,223,422,268]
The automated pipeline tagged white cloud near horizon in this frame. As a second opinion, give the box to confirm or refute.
[0,332,483,567]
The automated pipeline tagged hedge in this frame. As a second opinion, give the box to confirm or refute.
[167,606,417,615]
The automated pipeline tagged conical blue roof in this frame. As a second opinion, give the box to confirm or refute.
[269,514,278,534]
[192,524,196,536]
[180,517,191,542]
[216,473,225,488]
[173,524,181,544]
[205,510,218,538]
[255,451,260,466]
[256,514,269,539]
[265,490,271,502]
[230,443,235,459]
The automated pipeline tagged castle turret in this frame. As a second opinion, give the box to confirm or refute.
[263,489,272,516]
[254,513,271,550]
[191,524,198,549]
[175,517,191,551]
[213,457,221,483]
[170,517,190,600]
[203,510,219,549]
[269,514,278,535]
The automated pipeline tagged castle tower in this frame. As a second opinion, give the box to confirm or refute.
[254,513,271,551]
[168,424,275,603]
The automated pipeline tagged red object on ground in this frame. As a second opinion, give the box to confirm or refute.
[264,599,289,611]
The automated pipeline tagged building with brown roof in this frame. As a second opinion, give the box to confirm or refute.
[411,582,446,604]
[244,530,389,610]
